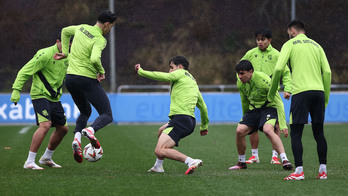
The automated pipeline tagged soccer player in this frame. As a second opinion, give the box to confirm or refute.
[268,20,331,180]
[134,56,209,175]
[10,34,69,170]
[54,11,117,163]
[240,28,292,165]
[229,60,293,171]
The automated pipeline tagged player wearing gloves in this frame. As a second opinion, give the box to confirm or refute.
[135,56,209,175]
[11,34,69,170]
[229,60,293,171]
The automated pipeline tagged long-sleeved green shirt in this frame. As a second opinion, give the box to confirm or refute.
[61,24,106,79]
[268,34,331,108]
[138,68,209,130]
[241,44,290,130]
[12,44,69,102]
[238,71,286,130]
[241,44,292,93]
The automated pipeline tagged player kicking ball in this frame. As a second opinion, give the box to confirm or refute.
[134,56,209,175]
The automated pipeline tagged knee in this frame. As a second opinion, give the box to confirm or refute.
[39,121,52,131]
[154,147,164,158]
[236,127,248,137]
[59,126,69,135]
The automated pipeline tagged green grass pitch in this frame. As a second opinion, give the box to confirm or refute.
[0,124,347,195]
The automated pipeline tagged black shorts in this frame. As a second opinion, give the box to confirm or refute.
[290,91,325,124]
[163,115,196,146]
[239,107,278,134]
[32,98,67,127]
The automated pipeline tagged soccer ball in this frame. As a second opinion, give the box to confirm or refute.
[83,143,103,162]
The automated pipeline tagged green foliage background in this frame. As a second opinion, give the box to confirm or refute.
[1,0,347,92]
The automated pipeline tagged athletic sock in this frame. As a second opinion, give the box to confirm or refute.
[295,166,303,174]
[154,158,164,168]
[42,148,54,159]
[75,132,82,143]
[251,148,258,159]
[26,151,37,163]
[238,155,246,163]
[319,164,327,173]
[185,157,195,166]
[279,153,288,162]
[272,150,278,158]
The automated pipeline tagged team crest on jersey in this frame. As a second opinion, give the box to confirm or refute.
[42,110,49,116]
[268,55,272,60]
[266,114,270,120]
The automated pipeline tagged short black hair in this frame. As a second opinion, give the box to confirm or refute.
[288,20,305,31]
[255,28,272,39]
[236,60,254,72]
[169,56,189,70]
[97,10,117,23]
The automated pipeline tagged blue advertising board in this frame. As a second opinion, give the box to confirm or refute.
[0,92,347,124]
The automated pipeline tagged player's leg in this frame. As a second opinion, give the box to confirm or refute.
[148,123,169,173]
[84,80,113,132]
[260,108,292,170]
[271,123,281,164]
[80,79,112,148]
[285,92,308,180]
[39,125,68,168]
[309,91,327,179]
[65,75,92,162]
[229,124,253,170]
[246,131,260,164]
[24,99,54,170]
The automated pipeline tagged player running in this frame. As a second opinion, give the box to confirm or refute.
[134,56,209,175]
[11,34,69,170]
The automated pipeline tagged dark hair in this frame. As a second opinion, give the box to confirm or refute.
[236,60,254,72]
[255,28,272,39]
[288,20,305,31]
[169,56,189,70]
[57,32,62,41]
[97,10,117,23]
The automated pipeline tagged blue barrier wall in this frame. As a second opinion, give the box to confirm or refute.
[0,92,347,123]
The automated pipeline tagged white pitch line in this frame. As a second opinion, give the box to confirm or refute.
[19,126,32,134]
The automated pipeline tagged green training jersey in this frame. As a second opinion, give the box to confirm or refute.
[241,44,290,130]
[138,68,209,130]
[12,44,69,102]
[241,44,292,93]
[61,24,106,79]
[238,71,286,130]
[268,34,331,107]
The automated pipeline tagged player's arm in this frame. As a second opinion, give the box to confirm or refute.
[11,53,47,103]
[90,39,107,75]
[268,43,292,102]
[273,93,288,134]
[320,48,332,108]
[281,65,292,99]
[61,25,79,56]
[135,65,180,82]
[237,81,250,115]
[196,92,209,135]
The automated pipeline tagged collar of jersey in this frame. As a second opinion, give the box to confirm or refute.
[93,25,103,35]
